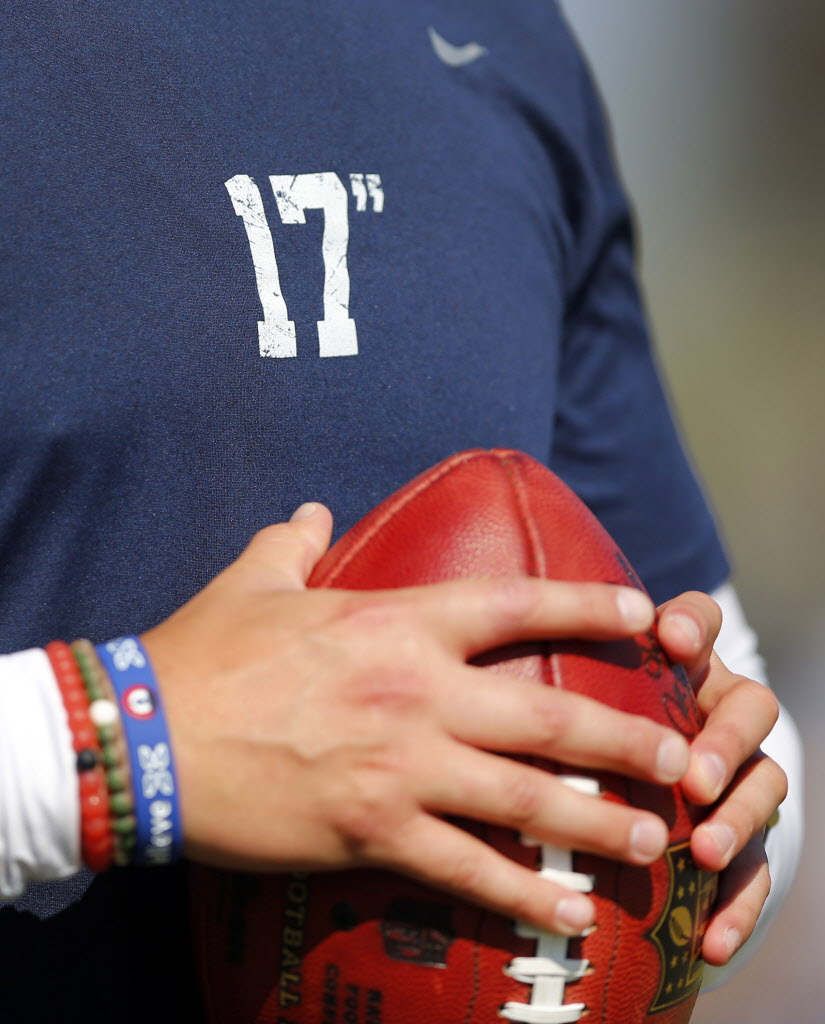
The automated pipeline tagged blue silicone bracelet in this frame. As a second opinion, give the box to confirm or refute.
[95,636,182,866]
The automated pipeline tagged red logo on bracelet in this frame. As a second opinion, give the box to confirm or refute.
[122,684,157,720]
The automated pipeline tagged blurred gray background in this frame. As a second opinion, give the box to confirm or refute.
[559,4,824,1022]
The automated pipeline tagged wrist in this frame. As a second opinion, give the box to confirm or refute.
[95,636,183,866]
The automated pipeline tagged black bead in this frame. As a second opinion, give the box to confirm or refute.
[76,748,98,772]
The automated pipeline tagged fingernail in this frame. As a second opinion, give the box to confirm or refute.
[617,589,654,632]
[656,734,689,782]
[556,896,595,934]
[697,752,727,800]
[704,822,736,863]
[291,502,319,521]
[631,818,667,862]
[724,927,742,958]
[666,612,702,652]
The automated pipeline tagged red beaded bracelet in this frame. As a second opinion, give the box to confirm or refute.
[45,641,114,873]
[71,639,136,867]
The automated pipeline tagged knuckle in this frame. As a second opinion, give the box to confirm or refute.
[689,590,723,636]
[331,760,405,852]
[332,599,436,710]
[336,593,408,633]
[714,680,780,752]
[336,596,429,658]
[500,770,544,826]
[753,751,788,806]
[247,522,302,558]
[532,694,572,746]
[728,843,771,925]
[754,684,781,727]
[489,577,541,627]
[350,665,430,712]
[774,763,789,805]
[234,524,295,578]
[729,671,775,704]
[721,803,753,846]
[614,716,653,765]
[249,522,287,546]
[707,719,746,762]
[442,851,487,897]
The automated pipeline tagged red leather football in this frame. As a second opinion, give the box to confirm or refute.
[190,449,716,1024]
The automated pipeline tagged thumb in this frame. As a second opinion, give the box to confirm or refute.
[241,502,334,589]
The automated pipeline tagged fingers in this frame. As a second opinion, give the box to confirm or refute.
[682,662,783,954]
[656,590,721,685]
[415,739,670,867]
[326,588,686,789]
[240,502,334,589]
[238,522,656,661]
[660,622,786,966]
[691,752,787,872]
[441,669,689,785]
[380,577,655,659]
[683,669,780,806]
[700,836,771,967]
[380,812,596,937]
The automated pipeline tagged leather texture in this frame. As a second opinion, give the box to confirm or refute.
[191,449,714,1024]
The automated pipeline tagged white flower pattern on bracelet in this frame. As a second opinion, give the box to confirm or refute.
[138,742,175,799]
[106,637,147,673]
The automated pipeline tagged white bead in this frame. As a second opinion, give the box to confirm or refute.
[89,699,119,728]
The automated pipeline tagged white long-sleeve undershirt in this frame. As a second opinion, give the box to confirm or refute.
[699,583,804,990]
[0,648,81,897]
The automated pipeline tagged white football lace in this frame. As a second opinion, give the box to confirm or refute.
[499,776,599,1024]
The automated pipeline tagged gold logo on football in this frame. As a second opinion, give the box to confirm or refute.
[646,842,717,1013]
[667,905,692,947]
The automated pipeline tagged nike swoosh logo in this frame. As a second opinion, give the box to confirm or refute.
[428,26,488,68]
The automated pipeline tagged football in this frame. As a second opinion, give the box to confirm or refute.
[190,448,716,1024]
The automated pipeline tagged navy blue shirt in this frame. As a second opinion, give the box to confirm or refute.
[1,2,728,1019]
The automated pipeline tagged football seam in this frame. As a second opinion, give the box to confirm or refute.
[503,452,613,1024]
[499,453,557,695]
[497,451,548,581]
[314,449,492,587]
[499,452,580,1021]
[462,939,483,1024]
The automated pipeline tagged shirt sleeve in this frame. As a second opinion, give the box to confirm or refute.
[0,649,80,899]
[547,35,730,605]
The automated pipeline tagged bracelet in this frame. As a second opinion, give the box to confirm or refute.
[71,640,137,867]
[95,636,183,866]
[45,641,113,873]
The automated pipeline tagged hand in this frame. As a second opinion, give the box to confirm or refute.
[142,503,692,937]
[656,593,787,967]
